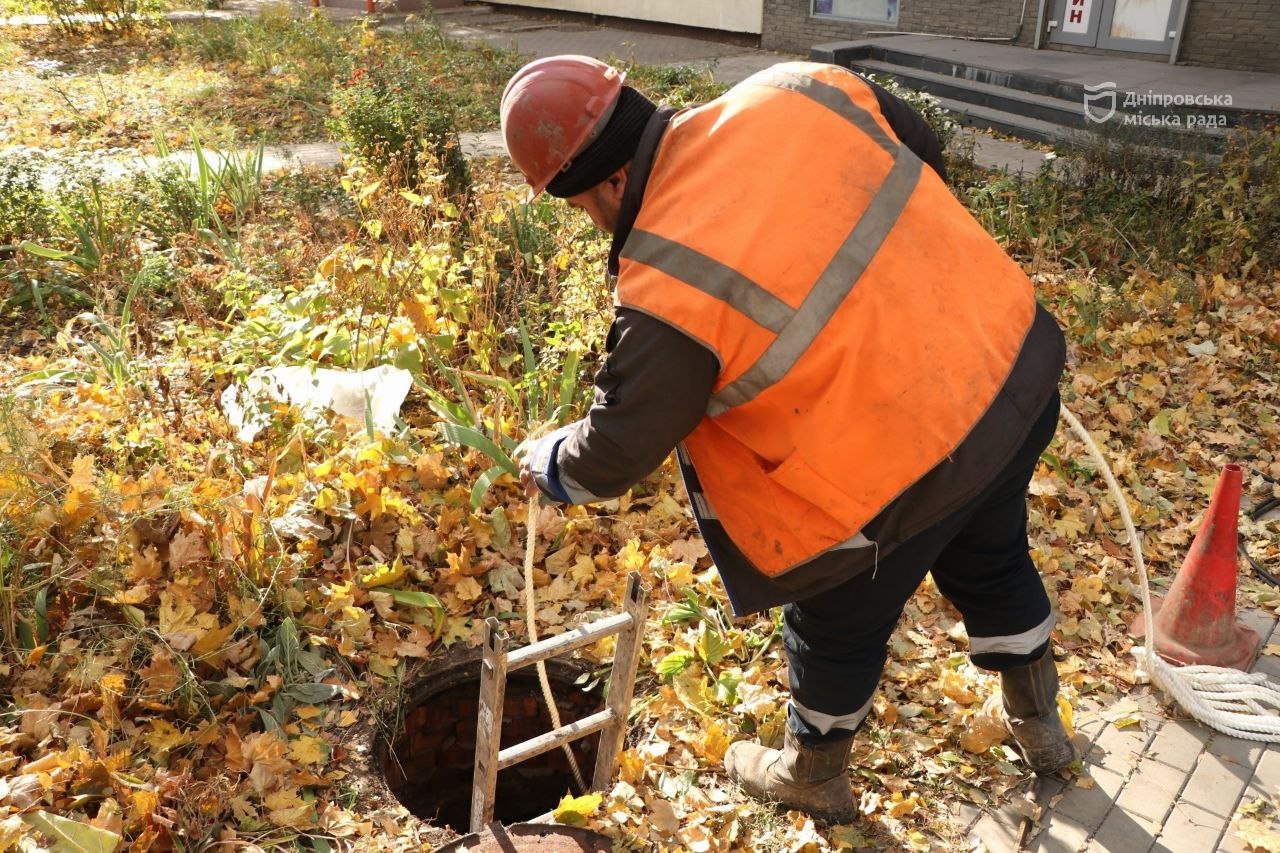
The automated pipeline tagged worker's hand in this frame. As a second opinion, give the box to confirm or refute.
[518,458,540,498]
[515,426,575,504]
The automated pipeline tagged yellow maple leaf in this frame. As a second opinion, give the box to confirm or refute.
[63,485,97,526]
[264,788,315,829]
[146,720,192,755]
[130,789,158,824]
[1072,576,1105,604]
[446,545,484,577]
[106,583,151,606]
[1235,817,1280,853]
[399,294,439,337]
[289,735,329,766]
[355,444,384,466]
[1058,695,1075,738]
[68,453,96,492]
[127,547,163,581]
[617,539,646,572]
[360,556,406,589]
[959,715,1007,753]
[453,576,483,603]
[119,476,144,514]
[941,669,980,705]
[887,791,922,818]
[354,486,384,520]
[618,748,645,784]
[227,730,292,793]
[1051,512,1088,540]
[414,451,448,489]
[554,792,602,827]
[699,720,730,763]
[191,620,237,658]
[314,487,340,512]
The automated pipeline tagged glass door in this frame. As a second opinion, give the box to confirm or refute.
[1048,0,1182,54]
[1098,0,1183,54]
[1048,0,1106,47]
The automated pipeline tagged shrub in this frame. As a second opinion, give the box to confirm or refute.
[329,53,470,201]
[0,151,51,247]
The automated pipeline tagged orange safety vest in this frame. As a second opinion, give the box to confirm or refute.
[615,62,1036,577]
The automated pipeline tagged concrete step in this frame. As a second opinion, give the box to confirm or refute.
[853,58,1091,129]
[937,96,1225,162]
[815,40,1273,131]
[934,97,1072,147]
[855,58,1230,150]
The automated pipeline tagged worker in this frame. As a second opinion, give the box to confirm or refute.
[503,55,1073,822]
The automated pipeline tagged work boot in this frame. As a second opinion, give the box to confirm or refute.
[724,725,856,822]
[1001,646,1077,774]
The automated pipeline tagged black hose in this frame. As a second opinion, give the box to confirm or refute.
[1240,497,1280,586]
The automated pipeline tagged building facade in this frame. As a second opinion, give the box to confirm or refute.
[486,0,764,34]
[762,0,1280,73]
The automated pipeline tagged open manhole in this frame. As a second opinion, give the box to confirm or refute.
[382,652,603,831]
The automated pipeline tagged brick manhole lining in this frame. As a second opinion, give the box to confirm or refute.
[380,650,603,831]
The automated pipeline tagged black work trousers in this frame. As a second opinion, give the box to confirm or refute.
[784,392,1060,744]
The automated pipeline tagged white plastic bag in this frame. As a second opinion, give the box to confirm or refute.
[221,365,413,443]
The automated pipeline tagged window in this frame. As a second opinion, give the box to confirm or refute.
[812,0,899,23]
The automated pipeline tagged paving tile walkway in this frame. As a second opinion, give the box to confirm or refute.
[965,604,1280,852]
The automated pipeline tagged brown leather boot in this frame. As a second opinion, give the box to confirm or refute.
[724,725,856,822]
[1001,646,1077,774]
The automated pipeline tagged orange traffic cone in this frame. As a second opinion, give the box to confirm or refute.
[1130,463,1259,670]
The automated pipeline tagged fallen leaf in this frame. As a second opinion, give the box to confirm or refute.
[552,791,602,827]
[23,811,120,853]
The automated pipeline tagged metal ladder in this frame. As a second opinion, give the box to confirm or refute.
[470,571,649,832]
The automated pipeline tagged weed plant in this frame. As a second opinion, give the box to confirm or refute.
[618,61,727,108]
[866,72,960,152]
[959,125,1279,283]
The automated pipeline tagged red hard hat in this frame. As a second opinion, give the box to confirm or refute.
[500,55,625,195]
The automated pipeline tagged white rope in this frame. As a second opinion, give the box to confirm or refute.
[1058,403,1280,741]
[525,500,588,790]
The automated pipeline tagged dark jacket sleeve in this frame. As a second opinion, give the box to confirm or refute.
[862,77,949,184]
[553,307,720,500]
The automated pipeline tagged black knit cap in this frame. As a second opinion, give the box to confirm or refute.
[545,86,657,198]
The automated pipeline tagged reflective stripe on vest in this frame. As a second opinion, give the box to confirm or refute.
[622,68,923,418]
[623,230,794,335]
[615,61,1035,577]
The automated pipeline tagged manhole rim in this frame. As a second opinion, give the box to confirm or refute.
[435,821,615,853]
[365,645,602,838]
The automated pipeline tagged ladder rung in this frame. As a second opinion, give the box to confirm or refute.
[497,708,616,770]
[507,612,633,671]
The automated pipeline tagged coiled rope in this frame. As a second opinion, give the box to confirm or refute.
[1059,403,1280,741]
[525,501,588,790]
